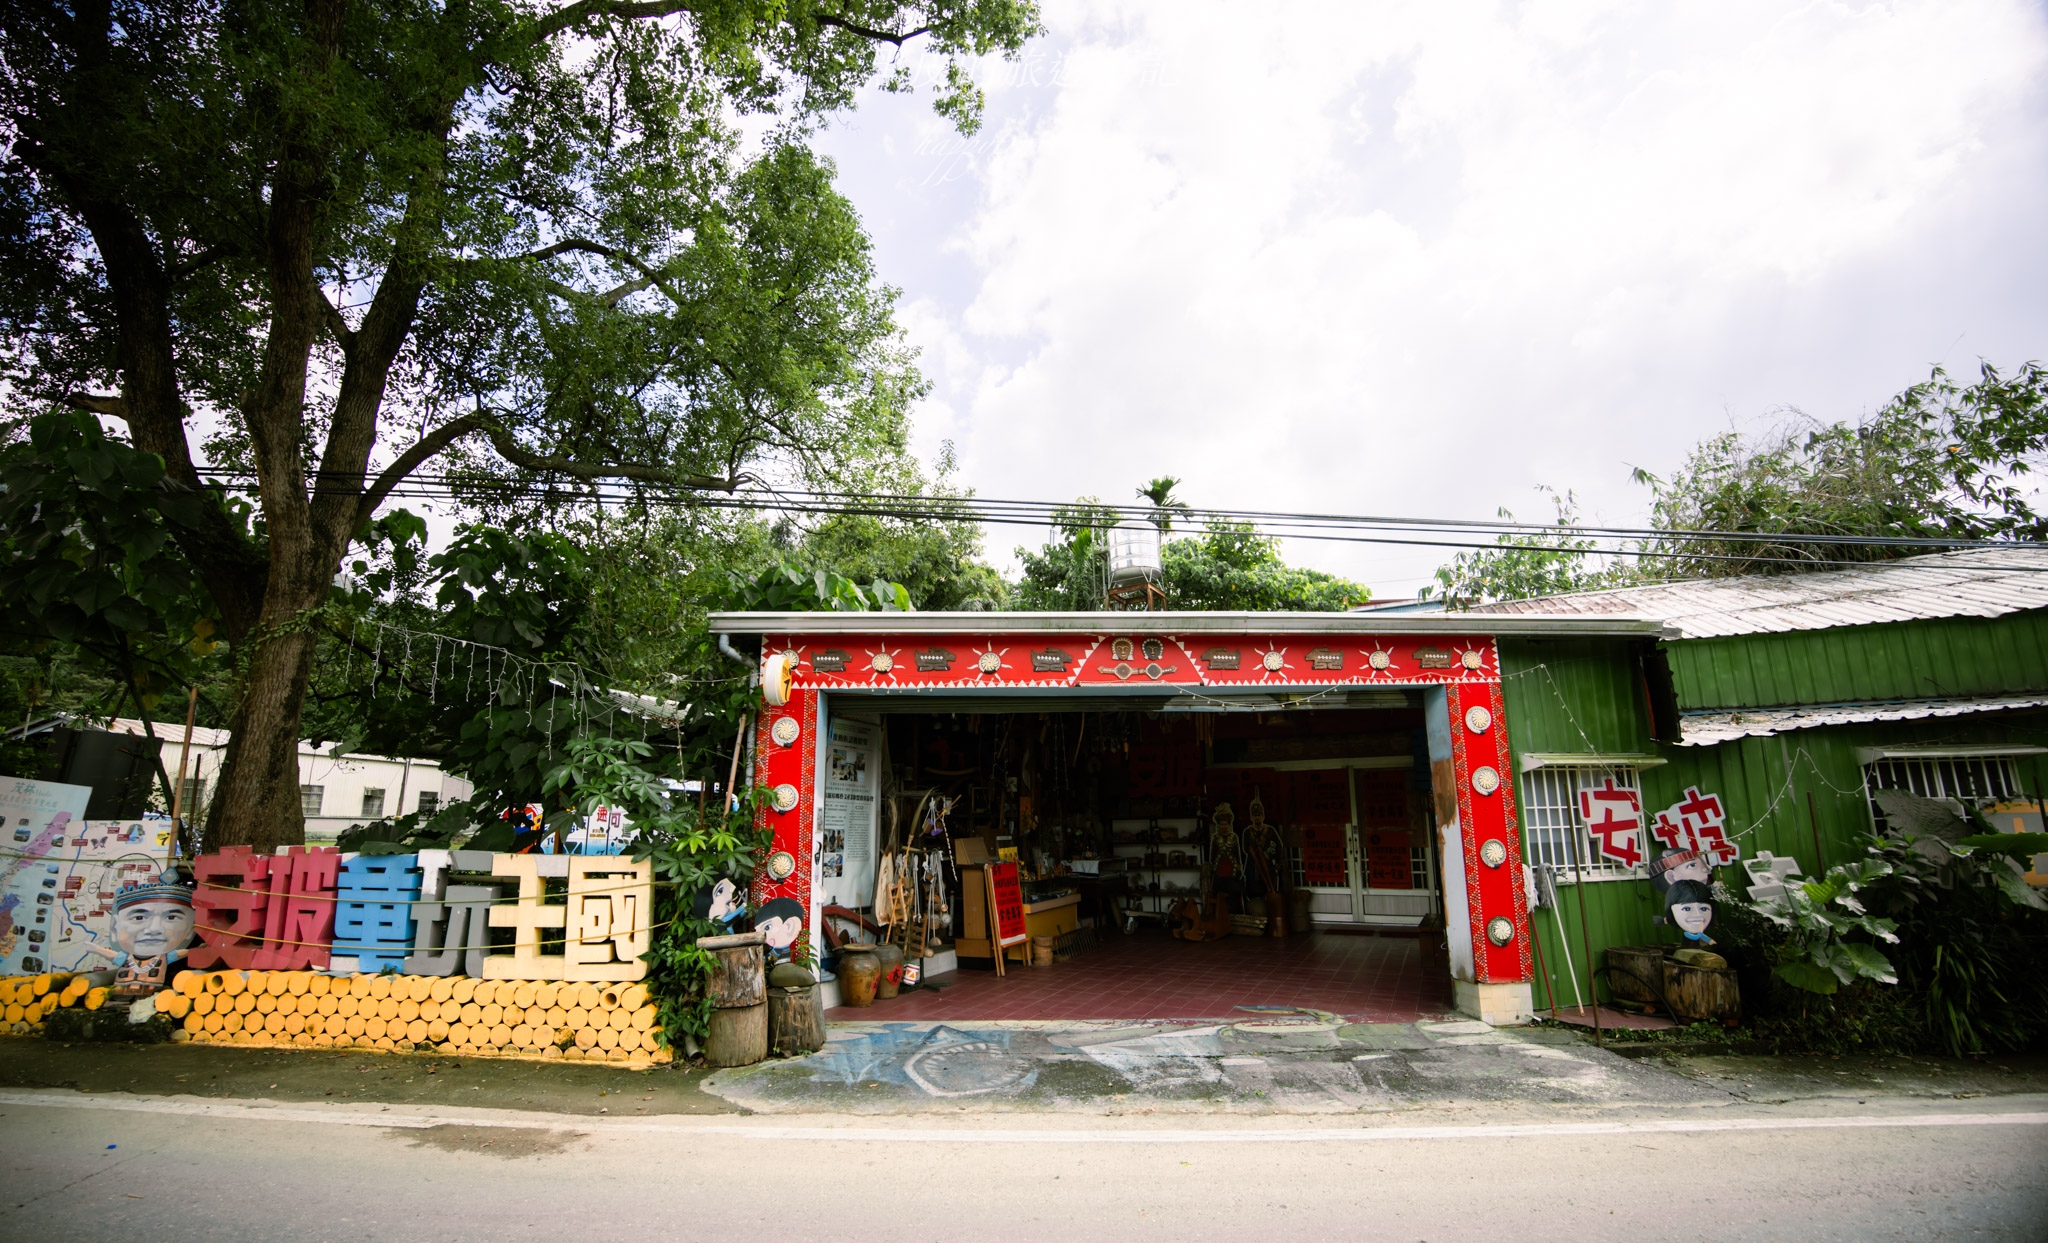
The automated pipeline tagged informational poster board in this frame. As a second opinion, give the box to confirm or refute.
[986,861,1028,947]
[1,777,170,975]
[1365,829,1414,889]
[818,716,878,907]
[1300,823,1349,887]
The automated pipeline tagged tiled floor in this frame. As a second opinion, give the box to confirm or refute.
[826,927,1453,1023]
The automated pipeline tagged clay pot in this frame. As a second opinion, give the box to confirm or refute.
[836,945,881,1007]
[873,943,906,999]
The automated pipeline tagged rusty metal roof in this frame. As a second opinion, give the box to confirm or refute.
[1678,692,2048,746]
[1471,546,2048,639]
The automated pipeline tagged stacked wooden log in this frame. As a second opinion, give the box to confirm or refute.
[160,970,671,1067]
[697,931,768,1068]
[2,973,113,1033]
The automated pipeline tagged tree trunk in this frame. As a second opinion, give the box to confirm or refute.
[203,598,324,853]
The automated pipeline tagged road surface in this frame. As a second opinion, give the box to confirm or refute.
[2,1088,2042,1241]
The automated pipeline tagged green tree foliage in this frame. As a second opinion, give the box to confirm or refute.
[1161,521,1365,611]
[0,0,1040,850]
[1012,500,1117,610]
[1634,361,2048,578]
[1014,495,1366,612]
[1427,361,2048,604]
[1422,488,1628,608]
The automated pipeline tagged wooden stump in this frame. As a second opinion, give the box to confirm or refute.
[703,1001,769,1068]
[1662,958,1741,1023]
[768,985,824,1056]
[697,930,766,1009]
[1606,946,1668,1005]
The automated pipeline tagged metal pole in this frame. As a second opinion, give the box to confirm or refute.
[170,685,199,855]
[1561,821,1604,1046]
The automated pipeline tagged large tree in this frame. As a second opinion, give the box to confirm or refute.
[0,0,1037,850]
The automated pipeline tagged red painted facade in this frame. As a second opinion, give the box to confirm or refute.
[749,628,1529,988]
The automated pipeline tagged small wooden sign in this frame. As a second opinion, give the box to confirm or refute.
[1204,648,1241,670]
[1307,647,1344,671]
[987,862,1028,947]
[915,647,956,672]
[1030,648,1073,672]
[810,648,850,673]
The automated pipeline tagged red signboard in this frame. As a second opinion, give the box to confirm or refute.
[1366,830,1413,890]
[1355,768,1410,828]
[987,862,1028,947]
[766,632,1501,693]
[1300,824,1348,887]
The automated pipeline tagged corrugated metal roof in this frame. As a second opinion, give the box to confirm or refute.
[1472,546,2048,639]
[708,609,1668,638]
[1677,692,2048,746]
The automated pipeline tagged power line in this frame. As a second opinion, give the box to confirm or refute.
[191,468,2048,572]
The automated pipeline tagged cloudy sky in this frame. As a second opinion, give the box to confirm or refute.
[811,0,2048,596]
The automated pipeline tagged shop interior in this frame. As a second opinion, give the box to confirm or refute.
[819,700,1450,1022]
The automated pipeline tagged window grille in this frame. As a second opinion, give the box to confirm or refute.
[360,788,386,818]
[416,790,440,815]
[1518,765,1644,882]
[1865,755,2023,830]
[176,778,207,816]
[300,785,324,817]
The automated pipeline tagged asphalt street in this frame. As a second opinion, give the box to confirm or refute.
[2,1089,2043,1242]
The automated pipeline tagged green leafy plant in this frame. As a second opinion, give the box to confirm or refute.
[1748,856,1901,994]
[538,734,771,1052]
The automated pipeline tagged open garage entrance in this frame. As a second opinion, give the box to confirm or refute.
[807,701,1453,1022]
[722,615,1576,1026]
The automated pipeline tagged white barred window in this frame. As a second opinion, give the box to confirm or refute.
[1518,765,1644,882]
[1866,755,2024,830]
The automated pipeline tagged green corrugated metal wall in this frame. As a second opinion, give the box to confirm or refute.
[1668,611,2048,709]
[1497,622,2048,1007]
[1497,637,1660,1006]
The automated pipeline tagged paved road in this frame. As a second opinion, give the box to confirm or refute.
[3,1089,2042,1242]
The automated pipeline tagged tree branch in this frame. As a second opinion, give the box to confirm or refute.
[65,392,130,420]
[816,14,932,46]
[482,421,745,491]
[531,1,700,44]
[351,411,495,532]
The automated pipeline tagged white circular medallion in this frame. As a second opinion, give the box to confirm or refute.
[765,850,797,880]
[1480,838,1508,868]
[978,650,1002,674]
[1464,705,1492,734]
[1262,650,1285,671]
[770,716,800,748]
[1368,650,1392,671]
[760,652,795,707]
[870,651,894,674]
[1486,916,1515,947]
[771,783,800,813]
[1471,766,1501,796]
[1461,648,1485,670]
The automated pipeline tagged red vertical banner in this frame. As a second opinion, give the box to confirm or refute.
[1448,678,1530,983]
[1365,830,1414,889]
[1299,824,1348,886]
[1354,768,1410,827]
[1296,770,1350,824]
[752,685,818,960]
[987,862,1027,945]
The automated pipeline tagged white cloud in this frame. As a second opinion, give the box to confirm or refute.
[817,0,2048,594]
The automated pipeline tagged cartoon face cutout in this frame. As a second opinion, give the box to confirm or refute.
[691,878,743,924]
[1650,849,1711,896]
[753,897,805,951]
[1664,879,1714,942]
[114,899,196,960]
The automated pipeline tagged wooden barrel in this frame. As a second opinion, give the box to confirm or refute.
[1605,945,1668,1005]
[768,985,824,1057]
[703,1001,768,1068]
[1662,958,1741,1023]
[697,930,766,1009]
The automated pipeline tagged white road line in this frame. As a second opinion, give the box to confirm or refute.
[1,1090,2043,1144]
